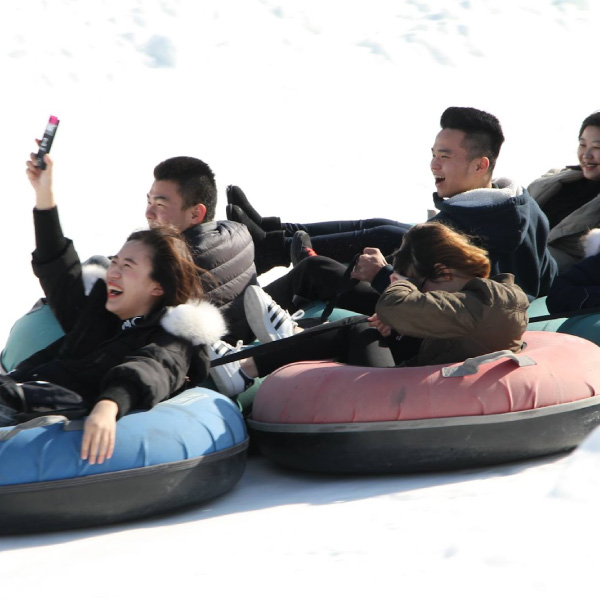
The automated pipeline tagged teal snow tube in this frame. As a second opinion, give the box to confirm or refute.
[1,300,64,373]
[527,296,600,345]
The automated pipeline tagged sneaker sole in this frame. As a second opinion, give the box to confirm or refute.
[209,367,239,398]
[208,345,245,397]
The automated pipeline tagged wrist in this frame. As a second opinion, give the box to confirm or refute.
[35,191,56,210]
[93,399,119,417]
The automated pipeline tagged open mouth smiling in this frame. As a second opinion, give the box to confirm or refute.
[107,285,123,298]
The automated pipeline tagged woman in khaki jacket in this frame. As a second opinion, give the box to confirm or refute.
[209,222,530,396]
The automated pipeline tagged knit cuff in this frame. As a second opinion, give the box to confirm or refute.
[95,381,138,419]
[371,264,395,294]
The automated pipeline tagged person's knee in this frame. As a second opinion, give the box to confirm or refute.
[299,255,346,277]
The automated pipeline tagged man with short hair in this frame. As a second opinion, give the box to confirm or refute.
[256,107,557,334]
[416,106,556,300]
[147,157,257,344]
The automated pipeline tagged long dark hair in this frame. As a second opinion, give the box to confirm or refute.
[127,226,205,308]
[392,222,491,282]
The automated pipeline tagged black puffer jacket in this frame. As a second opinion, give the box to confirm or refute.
[12,208,226,418]
[184,221,257,344]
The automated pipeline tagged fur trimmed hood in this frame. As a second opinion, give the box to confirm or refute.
[441,178,523,207]
[161,300,227,346]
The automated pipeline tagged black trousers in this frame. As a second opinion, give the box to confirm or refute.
[253,316,421,377]
[264,256,381,315]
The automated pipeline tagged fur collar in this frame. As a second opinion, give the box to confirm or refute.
[584,228,600,258]
[82,260,108,296]
[442,178,523,207]
[161,300,227,346]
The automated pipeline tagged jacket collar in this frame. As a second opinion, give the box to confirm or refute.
[433,178,523,207]
[160,300,226,346]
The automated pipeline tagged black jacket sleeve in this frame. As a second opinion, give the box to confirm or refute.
[96,332,196,417]
[30,207,88,333]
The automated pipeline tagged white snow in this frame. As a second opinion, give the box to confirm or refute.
[1,1,600,596]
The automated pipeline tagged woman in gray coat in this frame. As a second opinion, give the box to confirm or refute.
[528,111,600,272]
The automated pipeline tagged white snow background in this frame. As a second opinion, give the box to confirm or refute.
[1,1,600,597]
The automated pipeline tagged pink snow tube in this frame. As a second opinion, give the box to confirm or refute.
[247,331,600,473]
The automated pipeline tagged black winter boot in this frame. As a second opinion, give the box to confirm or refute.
[226,185,282,231]
[227,205,290,275]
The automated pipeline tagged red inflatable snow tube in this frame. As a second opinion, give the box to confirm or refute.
[247,331,600,473]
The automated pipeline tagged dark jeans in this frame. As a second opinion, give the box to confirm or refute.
[282,219,410,263]
[263,255,381,315]
[253,316,421,377]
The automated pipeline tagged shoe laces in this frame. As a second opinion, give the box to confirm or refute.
[211,339,244,357]
[290,309,305,321]
[225,339,246,357]
[289,309,305,332]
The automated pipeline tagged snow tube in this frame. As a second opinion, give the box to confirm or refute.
[234,302,360,415]
[1,300,64,373]
[247,331,600,474]
[1,255,110,373]
[0,387,248,534]
[526,296,600,345]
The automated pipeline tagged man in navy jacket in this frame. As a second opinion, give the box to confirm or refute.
[262,107,557,316]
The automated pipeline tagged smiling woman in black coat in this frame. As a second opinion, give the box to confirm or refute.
[0,154,226,465]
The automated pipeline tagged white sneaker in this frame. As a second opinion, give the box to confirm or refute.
[208,340,254,397]
[244,285,304,343]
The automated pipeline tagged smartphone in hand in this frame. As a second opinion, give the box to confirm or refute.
[36,116,60,169]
